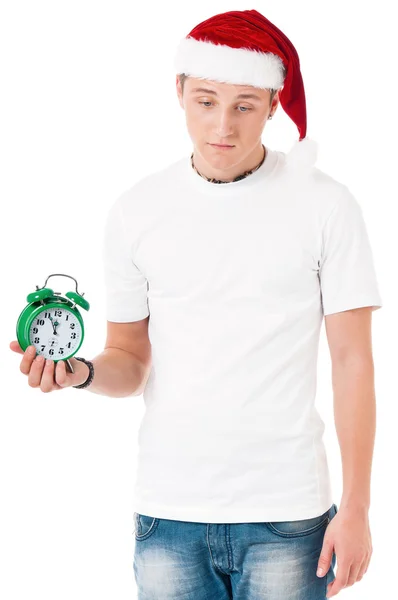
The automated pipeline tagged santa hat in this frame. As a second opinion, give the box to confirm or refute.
[174,9,317,168]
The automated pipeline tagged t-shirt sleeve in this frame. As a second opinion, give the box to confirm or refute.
[101,197,150,323]
[319,186,383,316]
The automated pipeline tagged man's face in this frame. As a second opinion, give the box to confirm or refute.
[176,75,279,167]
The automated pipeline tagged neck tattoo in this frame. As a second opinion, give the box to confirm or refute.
[190,145,267,184]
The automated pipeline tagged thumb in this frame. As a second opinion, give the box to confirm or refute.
[55,358,88,388]
[10,340,25,355]
[317,537,333,577]
[54,359,70,387]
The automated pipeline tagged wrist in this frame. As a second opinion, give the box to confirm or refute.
[79,362,90,384]
[340,495,370,513]
[72,357,94,389]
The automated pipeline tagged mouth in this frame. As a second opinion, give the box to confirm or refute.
[209,143,235,148]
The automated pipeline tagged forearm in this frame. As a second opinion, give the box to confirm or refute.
[78,347,150,398]
[331,357,376,511]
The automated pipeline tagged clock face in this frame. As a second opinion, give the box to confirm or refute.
[29,306,82,360]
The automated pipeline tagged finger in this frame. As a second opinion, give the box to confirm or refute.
[40,359,57,393]
[317,537,333,577]
[326,562,350,597]
[27,355,46,386]
[55,359,68,387]
[357,552,371,579]
[10,340,25,355]
[346,562,362,587]
[365,543,373,574]
[354,557,367,582]
[20,346,38,375]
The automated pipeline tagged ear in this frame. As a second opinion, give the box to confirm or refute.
[269,90,281,117]
[176,75,184,109]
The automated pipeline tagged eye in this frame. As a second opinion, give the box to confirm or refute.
[198,102,252,112]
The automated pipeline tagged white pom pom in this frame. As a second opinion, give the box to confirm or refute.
[285,137,318,170]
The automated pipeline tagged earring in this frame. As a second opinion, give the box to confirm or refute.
[268,114,273,120]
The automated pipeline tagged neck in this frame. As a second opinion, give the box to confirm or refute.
[192,144,266,183]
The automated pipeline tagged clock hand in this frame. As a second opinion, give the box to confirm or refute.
[48,315,57,335]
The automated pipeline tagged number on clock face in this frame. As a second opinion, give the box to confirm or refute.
[29,308,81,359]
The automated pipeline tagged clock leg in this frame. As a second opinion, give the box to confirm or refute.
[65,359,74,374]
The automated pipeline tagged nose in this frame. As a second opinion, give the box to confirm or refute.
[213,109,235,139]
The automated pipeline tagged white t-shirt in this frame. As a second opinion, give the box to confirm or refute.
[102,146,382,523]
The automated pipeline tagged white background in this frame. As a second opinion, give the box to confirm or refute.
[0,1,396,598]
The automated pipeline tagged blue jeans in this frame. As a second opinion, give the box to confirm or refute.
[133,502,338,599]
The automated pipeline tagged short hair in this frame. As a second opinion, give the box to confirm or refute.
[178,73,278,105]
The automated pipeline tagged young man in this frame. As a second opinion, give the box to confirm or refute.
[99,9,383,600]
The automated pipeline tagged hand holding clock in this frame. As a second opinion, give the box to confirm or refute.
[9,341,90,393]
[14,274,93,390]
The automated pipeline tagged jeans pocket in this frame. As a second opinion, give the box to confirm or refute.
[266,508,330,538]
[134,512,159,540]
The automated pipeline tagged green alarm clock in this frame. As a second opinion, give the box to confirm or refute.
[16,273,90,374]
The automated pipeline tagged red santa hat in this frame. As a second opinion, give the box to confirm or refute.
[174,9,317,167]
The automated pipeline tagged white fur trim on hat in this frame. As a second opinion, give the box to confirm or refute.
[174,36,285,89]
